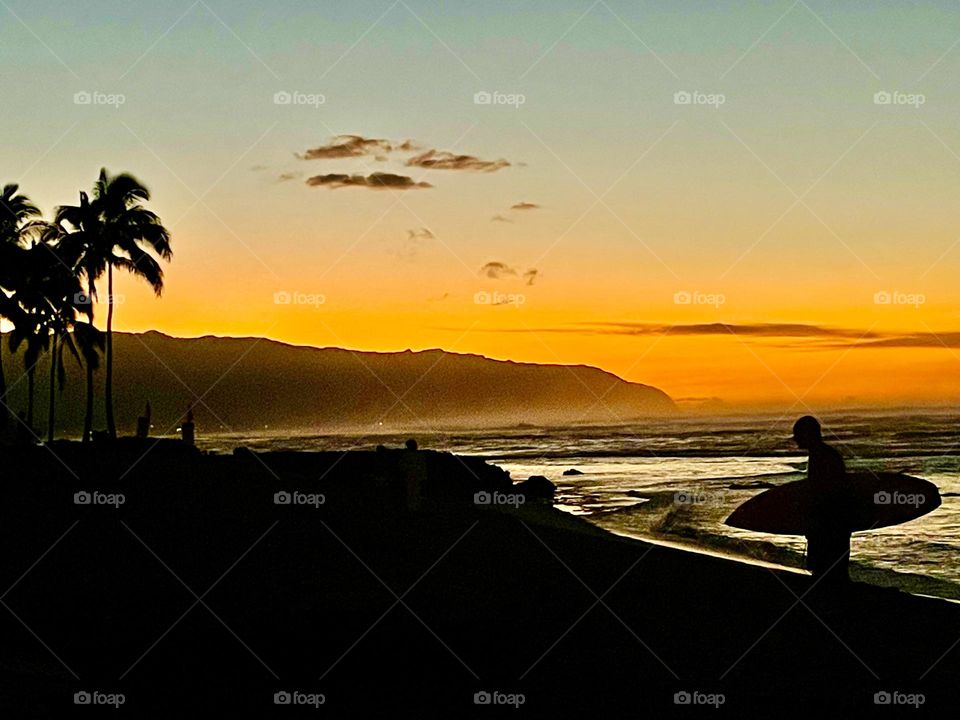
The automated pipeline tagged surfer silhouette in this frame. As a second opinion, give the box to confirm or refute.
[793,416,851,587]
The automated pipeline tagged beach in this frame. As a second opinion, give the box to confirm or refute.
[197,412,960,600]
[1,441,958,715]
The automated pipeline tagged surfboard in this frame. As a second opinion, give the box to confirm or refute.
[724,471,941,536]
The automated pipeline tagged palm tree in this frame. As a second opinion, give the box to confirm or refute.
[73,321,104,442]
[8,227,89,442]
[59,170,171,438]
[46,314,84,444]
[55,193,103,441]
[40,239,87,443]
[9,299,48,433]
[0,184,40,432]
[0,284,28,434]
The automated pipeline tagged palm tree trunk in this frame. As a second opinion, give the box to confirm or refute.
[84,280,96,443]
[0,340,7,433]
[83,358,94,442]
[47,334,57,443]
[105,263,116,439]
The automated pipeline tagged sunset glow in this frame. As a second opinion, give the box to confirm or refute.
[5,1,960,408]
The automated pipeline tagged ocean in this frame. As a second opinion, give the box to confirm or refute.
[198,411,960,601]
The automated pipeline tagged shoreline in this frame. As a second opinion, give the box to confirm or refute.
[601,524,960,603]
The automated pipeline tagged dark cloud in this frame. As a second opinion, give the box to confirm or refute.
[491,201,540,223]
[468,322,883,341]
[583,323,881,339]
[523,269,539,286]
[442,320,960,351]
[823,332,960,349]
[305,173,432,190]
[480,261,517,279]
[299,135,405,160]
[407,227,435,240]
[392,227,435,261]
[407,149,510,173]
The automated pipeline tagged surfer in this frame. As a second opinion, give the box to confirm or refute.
[792,416,851,587]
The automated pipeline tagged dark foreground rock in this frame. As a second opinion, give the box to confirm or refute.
[0,441,958,716]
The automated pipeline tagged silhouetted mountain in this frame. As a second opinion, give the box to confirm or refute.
[0,331,675,435]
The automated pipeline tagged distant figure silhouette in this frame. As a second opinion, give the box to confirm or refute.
[793,416,850,587]
[136,401,151,439]
[401,438,424,509]
[181,404,195,446]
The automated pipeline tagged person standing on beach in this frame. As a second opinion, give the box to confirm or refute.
[400,438,426,510]
[793,416,851,587]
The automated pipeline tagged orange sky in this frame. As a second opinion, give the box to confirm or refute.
[6,2,960,409]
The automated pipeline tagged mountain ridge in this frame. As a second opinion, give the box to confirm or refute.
[136,329,665,389]
[1,330,676,435]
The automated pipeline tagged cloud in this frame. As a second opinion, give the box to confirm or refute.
[523,269,539,286]
[391,227,435,261]
[491,201,540,223]
[305,173,432,190]
[822,332,960,349]
[467,322,884,341]
[577,324,960,351]
[480,261,518,279]
[444,320,960,351]
[406,149,510,173]
[582,322,881,339]
[278,171,302,182]
[298,135,397,160]
[407,227,435,240]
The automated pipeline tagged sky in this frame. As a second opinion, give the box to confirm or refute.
[3,0,960,410]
